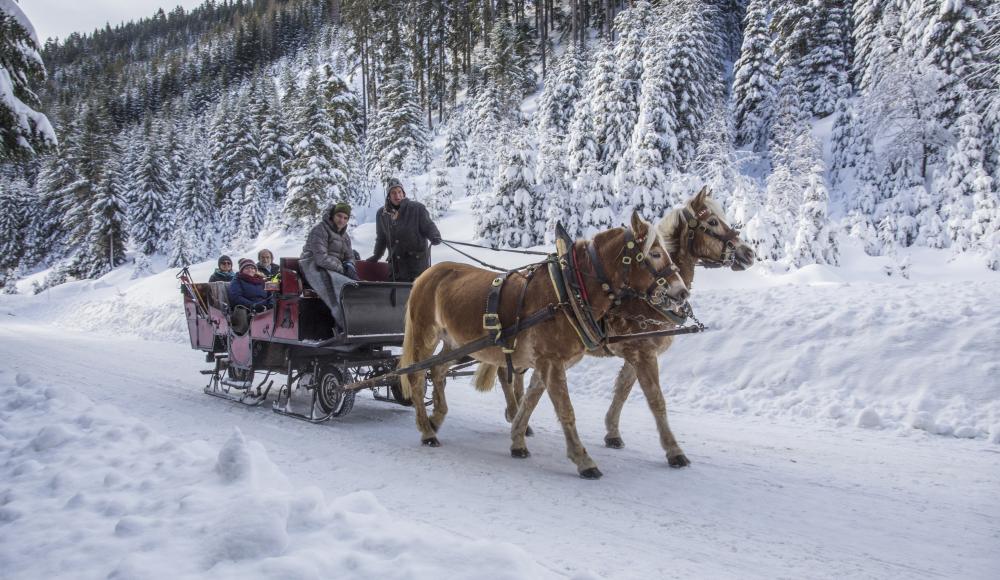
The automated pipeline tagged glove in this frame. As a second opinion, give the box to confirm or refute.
[365,255,379,263]
[252,304,267,313]
[344,263,360,281]
[430,238,442,246]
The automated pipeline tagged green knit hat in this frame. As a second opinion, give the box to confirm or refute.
[332,202,351,217]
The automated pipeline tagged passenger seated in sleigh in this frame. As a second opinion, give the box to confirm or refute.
[228,258,275,334]
[299,203,359,333]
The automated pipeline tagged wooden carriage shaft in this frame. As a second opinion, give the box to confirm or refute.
[342,305,560,392]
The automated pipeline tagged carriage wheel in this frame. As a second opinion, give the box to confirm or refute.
[315,365,355,417]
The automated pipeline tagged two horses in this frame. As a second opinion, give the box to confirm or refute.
[400,189,754,478]
[496,188,755,470]
[399,212,688,478]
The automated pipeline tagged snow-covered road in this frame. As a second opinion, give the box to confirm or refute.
[3,321,997,579]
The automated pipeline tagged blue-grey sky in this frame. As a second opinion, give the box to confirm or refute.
[20,0,207,42]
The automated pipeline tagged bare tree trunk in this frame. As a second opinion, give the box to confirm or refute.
[330,0,341,26]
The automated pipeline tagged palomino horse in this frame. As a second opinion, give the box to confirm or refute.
[600,187,755,452]
[496,187,756,468]
[398,212,689,478]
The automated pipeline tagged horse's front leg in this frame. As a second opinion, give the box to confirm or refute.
[604,361,637,449]
[625,350,689,467]
[510,369,545,458]
[500,369,534,436]
[539,360,601,479]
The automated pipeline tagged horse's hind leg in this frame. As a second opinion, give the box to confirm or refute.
[428,352,451,432]
[604,361,638,449]
[627,351,689,467]
[539,361,601,479]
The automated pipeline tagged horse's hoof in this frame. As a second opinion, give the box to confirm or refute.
[525,425,534,437]
[605,436,625,449]
[422,437,440,447]
[579,467,603,480]
[668,454,690,468]
[510,448,530,459]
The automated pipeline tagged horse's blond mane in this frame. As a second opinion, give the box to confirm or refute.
[655,192,726,254]
[656,208,684,254]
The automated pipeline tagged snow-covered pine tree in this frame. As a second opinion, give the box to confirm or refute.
[477,134,541,247]
[255,78,292,205]
[237,179,267,243]
[804,0,851,117]
[664,0,724,166]
[852,0,890,92]
[596,2,650,175]
[536,44,588,241]
[789,160,838,266]
[0,0,56,159]
[321,65,365,206]
[130,140,172,256]
[732,0,775,152]
[0,178,26,271]
[615,19,678,219]
[87,153,128,277]
[366,59,429,182]
[922,0,988,130]
[576,161,617,238]
[26,153,76,265]
[218,91,260,241]
[480,15,537,105]
[444,118,465,168]
[425,161,453,219]
[284,68,341,228]
[828,88,855,192]
[536,44,587,192]
[169,143,215,267]
[940,101,994,252]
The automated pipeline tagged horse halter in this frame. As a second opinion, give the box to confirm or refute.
[681,206,742,269]
[585,226,685,313]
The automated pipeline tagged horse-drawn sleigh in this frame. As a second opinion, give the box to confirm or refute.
[180,188,755,477]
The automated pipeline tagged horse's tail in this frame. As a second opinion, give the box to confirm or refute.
[473,363,498,393]
[398,303,421,402]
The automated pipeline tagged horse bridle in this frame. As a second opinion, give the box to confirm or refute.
[584,226,685,314]
[682,206,742,269]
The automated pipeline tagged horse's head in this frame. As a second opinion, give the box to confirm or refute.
[658,187,756,271]
[591,211,690,313]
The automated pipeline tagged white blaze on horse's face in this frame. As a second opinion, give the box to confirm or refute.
[630,212,689,306]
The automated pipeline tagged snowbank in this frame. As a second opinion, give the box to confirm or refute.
[0,371,553,579]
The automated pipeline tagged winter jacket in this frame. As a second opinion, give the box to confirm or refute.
[300,208,354,274]
[228,272,274,309]
[209,269,236,283]
[371,198,441,265]
[257,262,280,279]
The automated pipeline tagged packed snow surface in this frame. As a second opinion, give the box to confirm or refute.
[2,198,1000,578]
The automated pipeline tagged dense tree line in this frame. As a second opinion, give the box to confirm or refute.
[1,0,998,294]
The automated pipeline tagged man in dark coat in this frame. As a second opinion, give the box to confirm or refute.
[256,249,280,280]
[366,177,442,282]
[300,203,358,331]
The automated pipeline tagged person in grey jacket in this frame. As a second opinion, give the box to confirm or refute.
[300,203,358,330]
[366,178,441,282]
